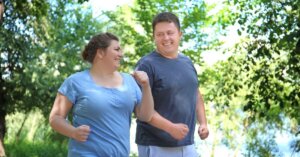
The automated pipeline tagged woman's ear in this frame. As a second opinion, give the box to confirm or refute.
[96,49,104,59]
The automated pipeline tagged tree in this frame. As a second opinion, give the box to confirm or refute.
[103,0,242,155]
[0,1,50,155]
[203,0,300,155]
[101,0,300,155]
[0,0,106,155]
[104,0,224,75]
[231,0,300,154]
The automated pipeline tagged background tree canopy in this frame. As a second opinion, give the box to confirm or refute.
[0,0,299,156]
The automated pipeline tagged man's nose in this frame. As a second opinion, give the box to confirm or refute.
[162,33,169,40]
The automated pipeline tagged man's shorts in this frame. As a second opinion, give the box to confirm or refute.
[137,144,199,157]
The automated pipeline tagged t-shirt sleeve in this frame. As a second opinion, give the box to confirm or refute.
[130,75,142,107]
[135,60,154,88]
[134,78,142,105]
[58,76,76,104]
[191,61,199,86]
[185,55,199,86]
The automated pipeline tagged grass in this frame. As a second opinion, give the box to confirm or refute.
[5,110,69,157]
[4,110,139,157]
[5,140,68,157]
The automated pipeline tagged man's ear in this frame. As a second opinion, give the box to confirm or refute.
[179,31,183,38]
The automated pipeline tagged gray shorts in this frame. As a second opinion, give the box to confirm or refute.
[137,144,199,157]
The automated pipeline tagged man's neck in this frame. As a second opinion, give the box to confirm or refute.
[156,50,178,59]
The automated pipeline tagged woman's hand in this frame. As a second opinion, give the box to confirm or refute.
[72,125,91,142]
[132,71,150,88]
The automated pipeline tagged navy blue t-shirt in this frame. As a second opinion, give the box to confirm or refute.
[135,51,198,147]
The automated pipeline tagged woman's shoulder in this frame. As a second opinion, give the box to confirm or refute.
[120,72,133,79]
[65,70,89,81]
[120,72,137,84]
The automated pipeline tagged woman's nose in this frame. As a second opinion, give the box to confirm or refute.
[118,50,123,57]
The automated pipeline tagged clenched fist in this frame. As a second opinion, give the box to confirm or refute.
[132,71,150,88]
[169,123,189,140]
[72,125,91,142]
[198,125,209,140]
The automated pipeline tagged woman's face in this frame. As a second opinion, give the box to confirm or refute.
[99,40,123,69]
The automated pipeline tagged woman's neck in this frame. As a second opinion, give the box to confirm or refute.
[90,65,115,78]
[89,65,122,88]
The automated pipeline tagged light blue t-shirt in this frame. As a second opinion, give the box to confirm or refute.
[58,70,141,157]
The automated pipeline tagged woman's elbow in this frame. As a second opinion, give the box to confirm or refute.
[49,115,55,128]
[49,113,59,129]
[138,112,154,122]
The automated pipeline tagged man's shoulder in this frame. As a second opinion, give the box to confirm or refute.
[142,51,157,58]
[138,51,157,63]
[178,53,194,64]
[178,52,191,60]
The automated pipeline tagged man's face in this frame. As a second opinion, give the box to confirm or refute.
[153,22,182,56]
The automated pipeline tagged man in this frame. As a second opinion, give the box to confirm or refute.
[135,12,209,157]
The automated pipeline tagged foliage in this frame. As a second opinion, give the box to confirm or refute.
[103,0,247,156]
[6,141,68,157]
[103,0,229,82]
[1,0,300,156]
[0,0,101,155]
[201,0,300,155]
[4,110,140,157]
[229,0,300,123]
[0,0,101,131]
[5,109,68,157]
[243,122,283,157]
[232,0,300,153]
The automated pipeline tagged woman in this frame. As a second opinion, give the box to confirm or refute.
[49,32,154,157]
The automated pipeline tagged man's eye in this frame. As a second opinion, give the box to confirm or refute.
[168,32,174,35]
[156,33,163,37]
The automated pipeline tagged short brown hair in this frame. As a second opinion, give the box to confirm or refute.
[152,12,181,33]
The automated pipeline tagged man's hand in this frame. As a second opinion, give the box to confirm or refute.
[198,125,209,140]
[168,123,189,140]
[72,125,91,142]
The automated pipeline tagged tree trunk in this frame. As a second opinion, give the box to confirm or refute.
[0,75,7,157]
[0,140,5,157]
[16,113,27,142]
[0,108,6,157]
[0,0,4,25]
